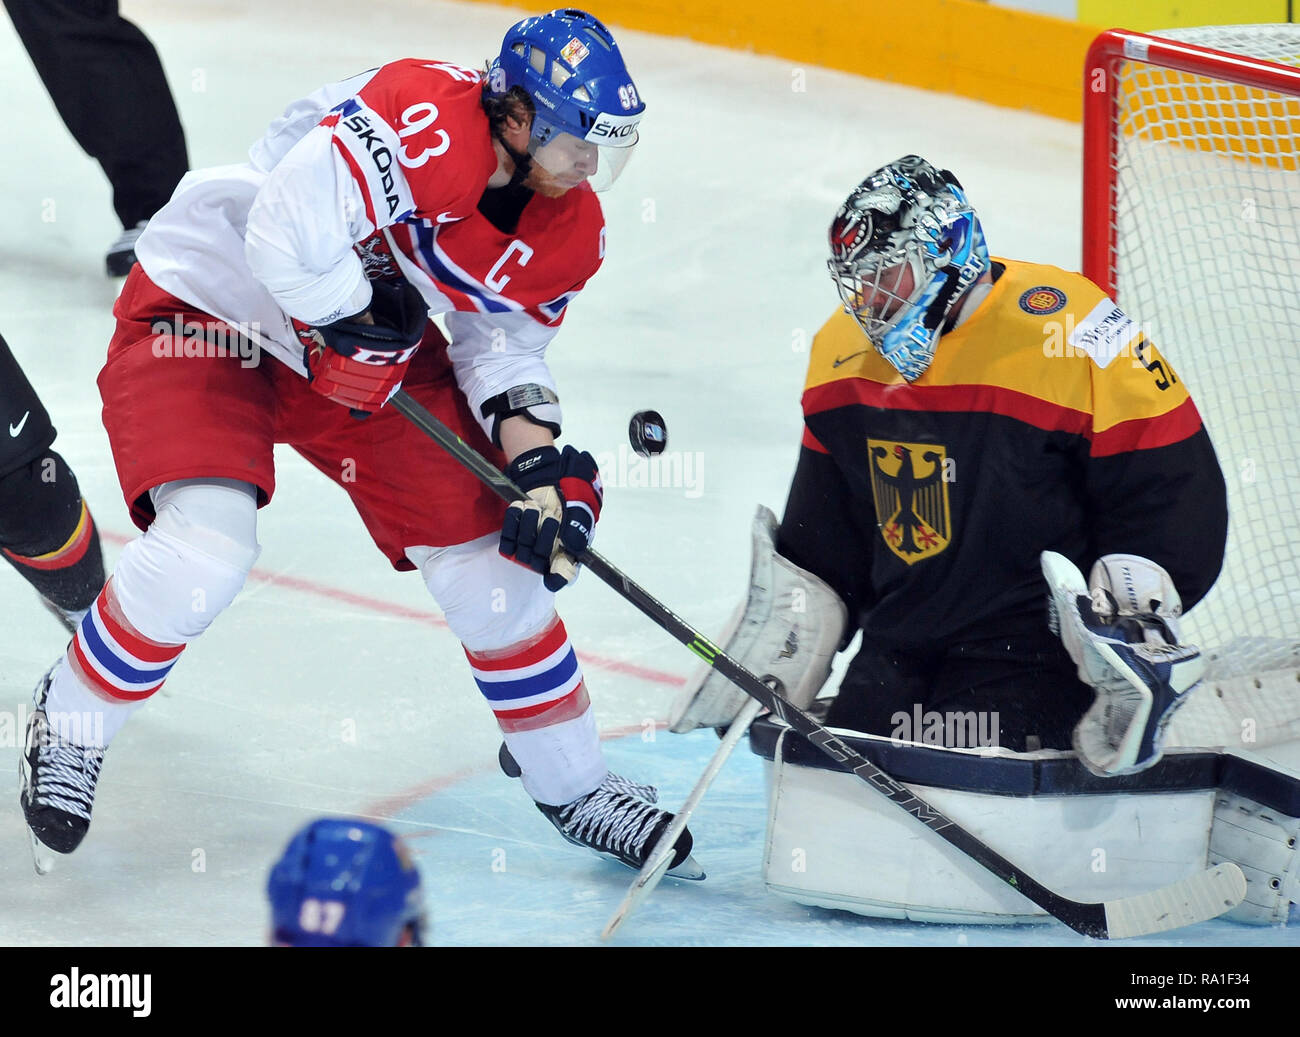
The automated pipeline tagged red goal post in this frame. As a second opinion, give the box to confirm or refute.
[1083,27,1300,296]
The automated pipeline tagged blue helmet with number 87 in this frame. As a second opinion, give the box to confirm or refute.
[267,818,426,947]
[487,8,645,190]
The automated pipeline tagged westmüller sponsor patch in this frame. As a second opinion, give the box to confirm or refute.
[1019,286,1067,315]
[1068,298,1140,368]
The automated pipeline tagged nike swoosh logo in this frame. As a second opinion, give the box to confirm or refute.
[9,411,29,437]
[434,212,460,224]
[832,350,869,368]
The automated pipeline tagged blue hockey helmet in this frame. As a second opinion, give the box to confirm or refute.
[486,9,644,190]
[827,156,990,381]
[267,818,426,947]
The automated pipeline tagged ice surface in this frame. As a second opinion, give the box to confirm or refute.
[0,0,1289,947]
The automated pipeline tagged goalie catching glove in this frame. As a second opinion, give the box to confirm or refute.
[500,445,602,592]
[1042,551,1205,777]
[297,279,429,416]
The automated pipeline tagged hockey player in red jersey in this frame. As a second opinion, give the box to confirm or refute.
[20,9,701,882]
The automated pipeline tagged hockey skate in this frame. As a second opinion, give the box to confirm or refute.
[105,220,147,277]
[19,666,104,874]
[39,596,89,637]
[500,744,705,880]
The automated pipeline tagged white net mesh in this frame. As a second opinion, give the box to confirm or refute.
[1109,25,1300,665]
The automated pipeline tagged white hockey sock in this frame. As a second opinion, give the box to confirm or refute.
[501,705,607,807]
[45,654,143,748]
[45,478,259,750]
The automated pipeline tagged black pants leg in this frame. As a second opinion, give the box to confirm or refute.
[828,632,1093,753]
[0,333,105,613]
[4,0,188,227]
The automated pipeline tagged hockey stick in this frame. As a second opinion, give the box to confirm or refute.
[601,698,765,941]
[390,389,1246,939]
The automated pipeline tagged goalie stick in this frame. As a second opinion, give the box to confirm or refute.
[390,389,1247,939]
[602,698,766,941]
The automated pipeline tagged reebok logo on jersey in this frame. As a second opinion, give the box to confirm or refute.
[9,411,29,437]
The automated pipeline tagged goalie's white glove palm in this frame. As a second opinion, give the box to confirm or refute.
[1042,552,1204,776]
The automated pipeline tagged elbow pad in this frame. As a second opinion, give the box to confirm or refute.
[479,384,562,447]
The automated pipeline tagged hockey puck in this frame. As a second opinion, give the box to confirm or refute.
[628,410,668,457]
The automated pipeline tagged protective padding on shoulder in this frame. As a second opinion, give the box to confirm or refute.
[668,505,848,733]
[112,479,261,644]
[1210,790,1300,925]
[407,533,556,650]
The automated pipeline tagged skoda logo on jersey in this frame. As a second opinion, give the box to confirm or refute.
[867,439,952,565]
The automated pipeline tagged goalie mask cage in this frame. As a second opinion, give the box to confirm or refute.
[1082,26,1300,704]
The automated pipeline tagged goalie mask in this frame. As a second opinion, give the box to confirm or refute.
[827,156,989,381]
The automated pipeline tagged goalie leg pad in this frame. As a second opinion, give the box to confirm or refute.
[668,505,847,733]
[1209,791,1300,925]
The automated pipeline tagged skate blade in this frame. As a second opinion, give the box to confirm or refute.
[18,755,58,876]
[25,827,58,876]
[665,853,705,882]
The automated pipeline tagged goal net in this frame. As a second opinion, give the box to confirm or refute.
[1082,26,1300,747]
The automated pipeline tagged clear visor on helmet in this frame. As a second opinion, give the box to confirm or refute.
[827,249,919,345]
[529,109,639,192]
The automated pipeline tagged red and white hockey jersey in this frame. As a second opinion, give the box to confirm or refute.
[134,58,604,437]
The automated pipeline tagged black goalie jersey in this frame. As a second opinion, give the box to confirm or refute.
[778,259,1229,650]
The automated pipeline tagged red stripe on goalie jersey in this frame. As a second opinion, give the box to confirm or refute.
[801,426,830,454]
[802,378,1094,438]
[1090,395,1204,457]
[323,59,497,232]
[803,379,1204,457]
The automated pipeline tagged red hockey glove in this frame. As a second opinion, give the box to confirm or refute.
[298,279,428,417]
[500,445,603,591]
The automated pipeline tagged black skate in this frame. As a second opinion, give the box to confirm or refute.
[500,744,704,880]
[39,597,89,636]
[106,220,147,277]
[19,666,104,873]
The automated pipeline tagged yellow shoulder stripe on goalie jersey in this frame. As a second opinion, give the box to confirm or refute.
[803,258,1199,452]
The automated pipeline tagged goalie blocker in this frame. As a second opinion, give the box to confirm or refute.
[668,505,847,733]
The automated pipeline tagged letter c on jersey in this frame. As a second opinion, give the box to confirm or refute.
[487,240,535,292]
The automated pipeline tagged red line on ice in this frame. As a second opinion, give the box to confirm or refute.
[360,720,670,823]
[100,529,687,687]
